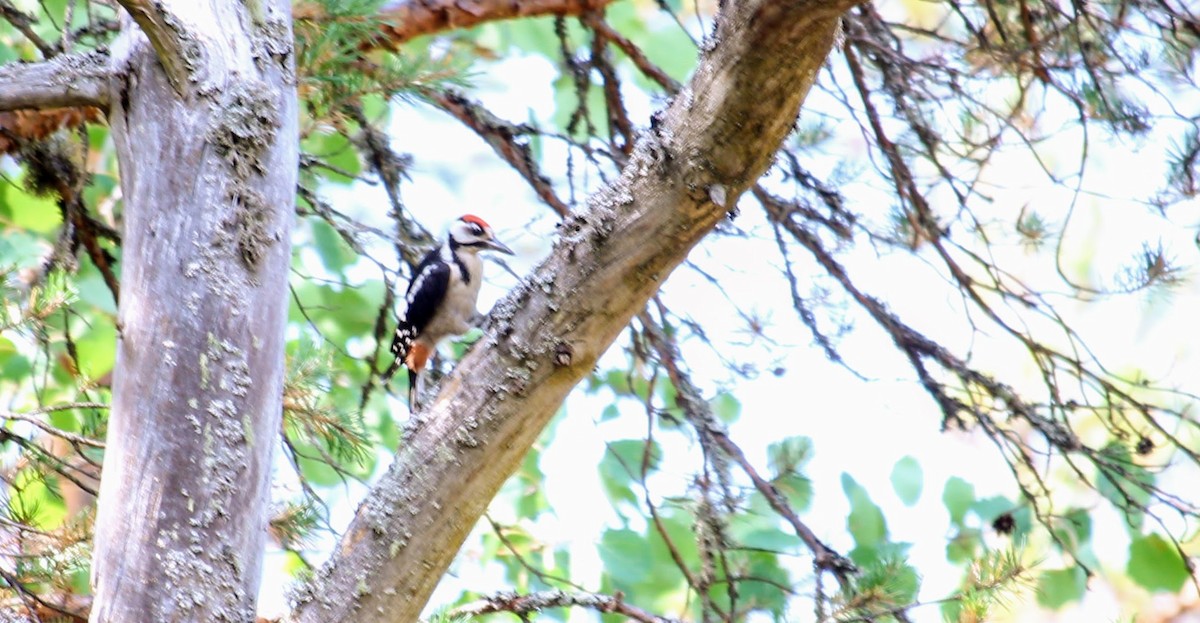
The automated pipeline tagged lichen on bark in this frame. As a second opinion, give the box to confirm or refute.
[206,80,282,271]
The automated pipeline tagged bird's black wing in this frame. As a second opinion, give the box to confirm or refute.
[392,249,451,358]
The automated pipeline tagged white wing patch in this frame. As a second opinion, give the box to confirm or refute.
[406,267,434,308]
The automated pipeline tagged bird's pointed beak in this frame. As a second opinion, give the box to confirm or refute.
[484,238,514,255]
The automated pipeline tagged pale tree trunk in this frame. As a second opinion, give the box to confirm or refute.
[86,1,297,620]
[290,1,858,621]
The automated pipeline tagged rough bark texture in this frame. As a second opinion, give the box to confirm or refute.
[0,50,109,110]
[290,1,857,621]
[88,1,298,621]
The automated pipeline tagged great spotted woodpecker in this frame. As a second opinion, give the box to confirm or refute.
[390,215,513,408]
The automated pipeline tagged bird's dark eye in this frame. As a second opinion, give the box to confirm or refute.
[470,224,484,236]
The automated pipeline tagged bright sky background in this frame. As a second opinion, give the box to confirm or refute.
[260,11,1200,621]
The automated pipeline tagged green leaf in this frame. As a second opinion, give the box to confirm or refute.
[301,131,362,183]
[728,509,795,551]
[292,443,342,487]
[732,550,790,615]
[603,369,632,397]
[598,439,659,510]
[12,469,67,529]
[1096,442,1154,531]
[842,473,887,548]
[0,348,31,381]
[360,93,390,119]
[288,281,381,340]
[605,1,697,84]
[1051,508,1092,552]
[514,450,549,519]
[849,545,920,606]
[598,520,691,600]
[82,173,118,208]
[597,529,655,583]
[0,230,49,267]
[942,477,975,525]
[74,321,117,379]
[945,527,980,564]
[1036,566,1087,609]
[767,435,813,477]
[970,496,1013,524]
[1127,533,1189,593]
[310,219,358,273]
[709,391,741,424]
[774,472,812,512]
[1,178,62,233]
[630,374,651,400]
[890,456,923,506]
[373,401,399,451]
[655,376,681,421]
[448,328,482,359]
[47,403,85,433]
[74,268,119,314]
[489,15,562,58]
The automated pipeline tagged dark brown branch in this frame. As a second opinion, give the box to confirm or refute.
[292,0,617,49]
[0,569,90,622]
[588,19,636,158]
[377,0,615,46]
[1,403,109,448]
[484,514,584,590]
[585,14,681,94]
[0,0,55,56]
[341,103,433,270]
[2,432,99,496]
[639,313,858,588]
[424,89,571,217]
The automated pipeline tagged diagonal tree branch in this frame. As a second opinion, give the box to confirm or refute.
[293,0,616,49]
[378,0,614,46]
[0,50,110,111]
[0,0,55,56]
[290,1,863,621]
[424,88,571,217]
[114,0,193,93]
[638,312,859,587]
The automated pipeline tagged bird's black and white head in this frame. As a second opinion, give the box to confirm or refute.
[447,214,514,255]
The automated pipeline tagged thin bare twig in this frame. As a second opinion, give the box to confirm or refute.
[450,590,682,623]
[1,402,108,448]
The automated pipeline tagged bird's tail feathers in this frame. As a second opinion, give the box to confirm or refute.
[408,367,419,410]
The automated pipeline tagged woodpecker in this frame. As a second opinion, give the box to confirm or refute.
[390,214,513,408]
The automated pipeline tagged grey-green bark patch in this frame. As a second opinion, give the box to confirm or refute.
[230,187,273,270]
[161,11,204,78]
[252,11,295,84]
[207,80,281,271]
[208,81,279,179]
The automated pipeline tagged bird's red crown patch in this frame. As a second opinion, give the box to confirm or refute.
[461,214,490,229]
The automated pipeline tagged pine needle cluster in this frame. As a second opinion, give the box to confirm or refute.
[0,270,75,333]
[281,351,370,467]
[293,0,471,125]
